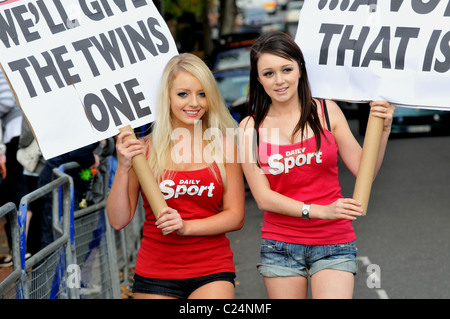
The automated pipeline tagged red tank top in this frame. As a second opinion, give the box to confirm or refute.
[258,107,356,245]
[134,164,235,279]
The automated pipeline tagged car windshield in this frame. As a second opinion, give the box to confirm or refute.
[214,47,251,71]
[216,74,249,105]
[288,1,304,10]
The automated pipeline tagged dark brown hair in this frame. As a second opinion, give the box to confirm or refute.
[247,31,326,152]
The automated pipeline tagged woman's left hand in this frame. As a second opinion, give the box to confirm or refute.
[155,207,186,235]
[370,100,395,132]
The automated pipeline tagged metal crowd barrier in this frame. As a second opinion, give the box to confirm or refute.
[0,158,144,299]
[23,168,77,299]
[0,170,76,299]
[58,161,121,299]
[0,203,24,299]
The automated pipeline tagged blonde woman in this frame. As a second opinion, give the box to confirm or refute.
[107,53,245,299]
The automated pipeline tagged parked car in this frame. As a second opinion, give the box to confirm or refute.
[237,0,277,14]
[285,0,304,23]
[285,1,304,37]
[276,0,289,10]
[212,31,259,70]
[213,68,249,123]
[390,107,450,135]
[213,45,252,71]
[262,0,277,14]
[211,33,255,123]
[260,11,286,33]
[242,7,268,26]
[357,104,450,136]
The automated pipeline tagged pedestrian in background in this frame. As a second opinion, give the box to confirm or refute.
[16,119,46,256]
[238,31,395,298]
[107,53,245,299]
[0,69,26,267]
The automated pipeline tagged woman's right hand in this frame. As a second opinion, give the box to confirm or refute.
[115,131,144,172]
[317,198,363,220]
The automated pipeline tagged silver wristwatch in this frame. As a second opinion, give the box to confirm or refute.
[302,203,311,220]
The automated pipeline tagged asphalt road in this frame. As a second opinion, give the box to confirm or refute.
[228,118,450,299]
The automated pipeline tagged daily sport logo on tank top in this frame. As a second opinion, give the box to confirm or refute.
[266,147,323,175]
[159,179,216,200]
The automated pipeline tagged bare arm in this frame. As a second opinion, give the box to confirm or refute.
[0,155,6,179]
[238,115,363,220]
[369,100,395,178]
[331,99,395,179]
[106,131,144,230]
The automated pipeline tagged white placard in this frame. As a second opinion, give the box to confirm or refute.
[295,0,450,110]
[0,0,178,159]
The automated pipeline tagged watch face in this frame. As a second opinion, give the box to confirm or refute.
[302,209,309,219]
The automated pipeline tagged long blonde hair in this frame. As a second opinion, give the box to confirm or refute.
[146,53,237,187]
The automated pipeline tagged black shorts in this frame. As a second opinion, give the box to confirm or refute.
[132,272,236,299]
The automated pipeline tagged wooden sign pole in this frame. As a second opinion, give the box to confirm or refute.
[119,125,169,235]
[352,111,384,215]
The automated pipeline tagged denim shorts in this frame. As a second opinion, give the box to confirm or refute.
[132,272,235,298]
[257,239,357,278]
